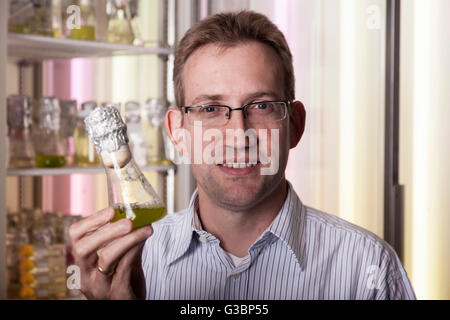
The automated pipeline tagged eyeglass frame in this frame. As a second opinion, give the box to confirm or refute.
[180,100,291,126]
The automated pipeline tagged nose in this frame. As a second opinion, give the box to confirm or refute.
[226,108,247,131]
[224,108,254,153]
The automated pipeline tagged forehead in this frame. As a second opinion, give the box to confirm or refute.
[183,42,284,104]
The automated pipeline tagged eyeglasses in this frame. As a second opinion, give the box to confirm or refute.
[181,100,289,127]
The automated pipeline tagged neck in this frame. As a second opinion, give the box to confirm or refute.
[197,178,288,257]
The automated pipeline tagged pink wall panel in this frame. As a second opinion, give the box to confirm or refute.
[42,59,96,216]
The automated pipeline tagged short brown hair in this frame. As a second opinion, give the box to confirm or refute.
[173,10,295,106]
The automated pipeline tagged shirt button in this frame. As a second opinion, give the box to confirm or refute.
[232,273,240,279]
[199,235,207,243]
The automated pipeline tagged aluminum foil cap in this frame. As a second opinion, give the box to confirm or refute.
[145,98,166,126]
[125,101,141,124]
[84,105,129,153]
[7,95,32,129]
[39,97,61,131]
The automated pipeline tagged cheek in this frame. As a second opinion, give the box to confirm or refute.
[260,124,289,155]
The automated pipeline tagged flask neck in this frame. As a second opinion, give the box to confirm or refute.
[99,144,133,169]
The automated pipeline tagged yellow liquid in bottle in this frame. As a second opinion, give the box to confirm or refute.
[112,205,166,230]
[74,126,100,167]
[35,155,66,168]
[8,157,35,168]
[9,24,30,34]
[70,26,96,41]
[53,27,62,38]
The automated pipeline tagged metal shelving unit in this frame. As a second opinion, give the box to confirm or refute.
[0,0,200,299]
[8,33,173,60]
[7,165,177,177]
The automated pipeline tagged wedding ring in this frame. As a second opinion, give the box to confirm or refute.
[96,264,115,277]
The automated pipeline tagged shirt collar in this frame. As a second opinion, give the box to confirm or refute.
[167,181,307,269]
[267,181,307,270]
[166,189,200,266]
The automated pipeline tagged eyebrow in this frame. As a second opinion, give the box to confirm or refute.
[190,91,280,106]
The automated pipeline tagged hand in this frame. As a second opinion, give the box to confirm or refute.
[69,207,153,300]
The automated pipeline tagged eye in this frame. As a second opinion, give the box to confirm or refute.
[201,106,219,113]
[256,102,268,110]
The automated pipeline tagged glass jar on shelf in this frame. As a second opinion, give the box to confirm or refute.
[128,0,144,46]
[73,101,100,167]
[7,95,35,168]
[60,100,78,166]
[106,0,135,44]
[6,212,26,299]
[44,213,67,299]
[67,0,96,41]
[125,101,146,167]
[8,0,33,34]
[144,98,171,165]
[9,210,35,299]
[51,0,63,38]
[34,97,66,168]
[28,0,54,37]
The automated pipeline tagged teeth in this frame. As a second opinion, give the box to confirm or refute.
[222,162,257,168]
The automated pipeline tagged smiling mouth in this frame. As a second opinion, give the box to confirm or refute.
[218,162,259,168]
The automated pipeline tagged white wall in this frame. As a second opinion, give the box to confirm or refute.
[400,0,450,300]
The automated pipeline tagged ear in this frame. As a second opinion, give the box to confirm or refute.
[164,107,188,157]
[288,101,306,149]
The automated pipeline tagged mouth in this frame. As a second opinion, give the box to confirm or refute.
[217,161,261,176]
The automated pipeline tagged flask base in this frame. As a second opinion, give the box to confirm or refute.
[112,206,166,230]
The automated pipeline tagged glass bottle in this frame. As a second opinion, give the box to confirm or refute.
[28,0,53,37]
[144,98,171,165]
[85,105,166,229]
[7,95,35,168]
[106,0,135,44]
[51,0,63,38]
[8,0,33,34]
[6,212,23,299]
[34,97,66,168]
[16,210,38,299]
[125,101,146,167]
[69,0,96,40]
[45,213,67,299]
[21,212,55,300]
[129,0,144,46]
[60,100,78,166]
[73,101,100,167]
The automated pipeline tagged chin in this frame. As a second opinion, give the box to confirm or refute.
[203,176,279,211]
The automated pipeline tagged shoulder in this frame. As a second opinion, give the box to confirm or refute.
[302,206,416,299]
[302,205,402,271]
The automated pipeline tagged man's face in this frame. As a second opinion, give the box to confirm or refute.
[180,41,293,211]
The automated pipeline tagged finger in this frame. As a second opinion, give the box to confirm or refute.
[110,242,146,300]
[96,225,153,275]
[74,218,134,262]
[69,207,115,243]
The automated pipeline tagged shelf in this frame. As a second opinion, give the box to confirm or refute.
[7,33,174,60]
[7,164,176,176]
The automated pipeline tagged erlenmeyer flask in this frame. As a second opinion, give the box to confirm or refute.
[7,95,35,168]
[85,105,166,229]
[34,97,66,168]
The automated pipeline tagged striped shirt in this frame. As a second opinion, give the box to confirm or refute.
[142,181,416,300]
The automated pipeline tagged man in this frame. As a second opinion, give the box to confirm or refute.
[69,11,415,300]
